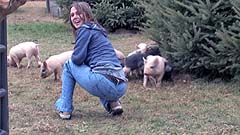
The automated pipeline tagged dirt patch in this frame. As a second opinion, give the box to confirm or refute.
[7,1,63,24]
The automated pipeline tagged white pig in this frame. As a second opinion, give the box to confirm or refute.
[136,43,148,50]
[143,55,167,88]
[7,42,42,68]
[40,51,73,81]
[127,43,148,57]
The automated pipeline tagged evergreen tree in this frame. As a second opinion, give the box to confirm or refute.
[142,0,240,80]
[93,0,146,31]
[55,0,146,31]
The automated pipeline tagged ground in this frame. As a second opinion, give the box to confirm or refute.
[7,1,63,24]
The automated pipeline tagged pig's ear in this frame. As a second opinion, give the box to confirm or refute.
[43,61,47,67]
[135,44,138,49]
[143,57,147,64]
[162,57,168,63]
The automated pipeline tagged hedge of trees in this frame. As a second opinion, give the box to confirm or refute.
[142,0,240,81]
[56,0,146,31]
[56,0,240,81]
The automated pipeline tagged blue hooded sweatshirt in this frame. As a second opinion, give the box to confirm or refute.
[71,23,127,81]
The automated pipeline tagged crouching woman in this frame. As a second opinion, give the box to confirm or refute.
[55,2,127,120]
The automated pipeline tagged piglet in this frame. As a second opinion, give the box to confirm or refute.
[127,43,148,56]
[143,55,167,88]
[123,53,147,78]
[7,42,42,68]
[40,51,73,81]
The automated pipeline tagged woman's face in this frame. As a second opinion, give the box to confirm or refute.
[70,6,83,29]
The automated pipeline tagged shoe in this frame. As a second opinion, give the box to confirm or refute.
[59,112,71,120]
[109,101,123,116]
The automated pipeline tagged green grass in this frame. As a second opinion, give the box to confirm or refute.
[7,22,73,59]
[7,22,240,135]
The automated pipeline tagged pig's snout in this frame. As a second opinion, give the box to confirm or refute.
[41,68,48,78]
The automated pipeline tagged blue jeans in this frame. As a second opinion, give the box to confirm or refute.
[55,60,127,113]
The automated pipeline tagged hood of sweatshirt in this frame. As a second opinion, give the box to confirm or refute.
[77,23,107,37]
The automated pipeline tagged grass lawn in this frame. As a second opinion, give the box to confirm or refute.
[5,1,240,135]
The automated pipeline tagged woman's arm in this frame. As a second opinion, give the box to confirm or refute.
[71,28,91,65]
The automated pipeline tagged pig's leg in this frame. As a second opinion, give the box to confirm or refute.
[54,71,58,81]
[134,69,139,78]
[156,73,164,88]
[149,76,156,87]
[34,49,42,67]
[54,66,63,81]
[26,53,33,68]
[137,68,144,78]
[57,66,63,81]
[129,70,133,77]
[35,55,41,67]
[132,70,138,78]
[143,75,148,87]
[26,57,32,68]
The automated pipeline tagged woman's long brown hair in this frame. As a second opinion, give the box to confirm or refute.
[69,2,101,39]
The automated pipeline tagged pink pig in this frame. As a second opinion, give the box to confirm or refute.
[143,55,167,88]
[7,42,42,68]
[40,51,73,81]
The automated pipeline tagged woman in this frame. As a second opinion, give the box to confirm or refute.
[55,2,127,120]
